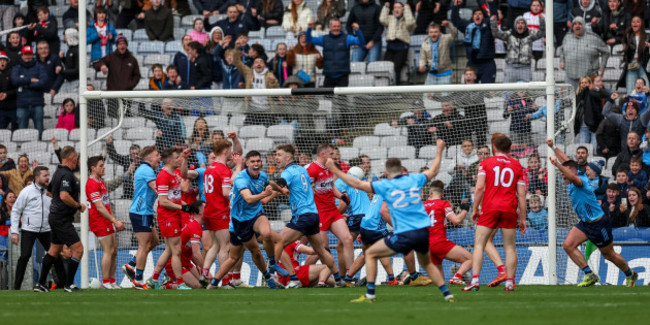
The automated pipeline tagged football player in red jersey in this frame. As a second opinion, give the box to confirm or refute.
[306,144,354,284]
[86,156,125,289]
[464,133,527,292]
[278,238,336,287]
[424,180,472,285]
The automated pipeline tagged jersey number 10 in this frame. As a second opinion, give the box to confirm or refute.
[492,166,514,187]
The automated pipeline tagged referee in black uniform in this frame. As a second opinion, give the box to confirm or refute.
[34,146,86,292]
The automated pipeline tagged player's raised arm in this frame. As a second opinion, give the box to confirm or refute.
[179,148,191,178]
[545,139,570,163]
[549,156,583,187]
[423,139,446,181]
[447,202,470,225]
[240,186,274,204]
[325,158,373,193]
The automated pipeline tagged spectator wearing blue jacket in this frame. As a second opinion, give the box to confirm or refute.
[87,7,117,63]
[163,65,190,90]
[206,4,260,48]
[554,0,573,46]
[194,0,227,18]
[35,41,63,99]
[451,0,497,83]
[11,46,47,135]
[306,19,365,87]
[141,98,186,151]
[172,35,193,90]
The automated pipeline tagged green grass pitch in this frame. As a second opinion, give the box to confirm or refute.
[1,285,648,324]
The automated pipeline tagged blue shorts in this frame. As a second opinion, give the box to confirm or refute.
[286,213,320,236]
[230,211,264,246]
[384,228,430,255]
[129,213,154,233]
[575,216,613,248]
[360,227,390,247]
[347,214,364,233]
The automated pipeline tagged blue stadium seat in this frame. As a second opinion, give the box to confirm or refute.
[133,29,149,41]
[138,41,165,54]
[116,29,134,41]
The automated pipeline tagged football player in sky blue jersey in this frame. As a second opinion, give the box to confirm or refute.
[270,144,345,287]
[547,139,639,287]
[326,139,454,303]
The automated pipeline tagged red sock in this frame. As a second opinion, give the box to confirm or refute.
[497,265,506,274]
[152,271,160,281]
[111,278,116,284]
[222,274,231,285]
[102,279,110,284]
[233,272,241,280]
[176,277,184,285]
[454,273,462,279]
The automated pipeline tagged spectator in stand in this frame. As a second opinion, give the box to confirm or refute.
[347,0,383,63]
[105,136,140,198]
[553,0,573,47]
[12,13,28,46]
[172,35,193,89]
[209,5,260,48]
[148,64,166,90]
[247,43,268,67]
[527,194,548,229]
[234,33,252,66]
[452,0,498,83]
[269,42,292,86]
[315,0,345,33]
[624,0,649,23]
[603,93,650,150]
[571,0,601,34]
[216,47,244,94]
[163,65,188,90]
[0,145,14,172]
[460,67,489,145]
[602,183,622,219]
[35,41,64,99]
[56,98,79,133]
[189,18,209,45]
[207,28,227,89]
[94,34,140,118]
[616,187,650,227]
[586,160,608,200]
[430,99,465,146]
[491,15,545,82]
[380,2,416,85]
[189,117,210,161]
[503,89,536,148]
[141,98,186,150]
[87,6,117,64]
[286,32,323,88]
[11,45,47,135]
[307,19,365,87]
[468,145,489,184]
[145,0,174,42]
[87,84,106,129]
[187,41,213,90]
[0,0,15,31]
[4,32,22,69]
[195,0,226,19]
[611,131,645,175]
[418,22,457,85]
[232,47,279,126]
[575,76,606,147]
[26,6,61,55]
[627,156,647,188]
[116,0,145,29]
[0,154,33,194]
[615,167,630,199]
[559,17,609,89]
[616,16,649,94]
[0,51,17,131]
[524,153,548,195]
[332,146,350,173]
[592,0,630,46]
[61,29,80,82]
[283,0,314,36]
[596,114,622,159]
[523,0,546,60]
[95,0,120,26]
[412,0,449,35]
[63,0,90,29]
[257,0,285,28]
[506,0,533,30]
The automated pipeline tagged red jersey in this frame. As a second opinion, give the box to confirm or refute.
[307,161,337,212]
[156,167,182,222]
[283,241,302,270]
[181,218,203,265]
[203,161,232,218]
[174,169,198,225]
[423,198,453,241]
[338,161,350,173]
[86,177,111,225]
[477,155,525,213]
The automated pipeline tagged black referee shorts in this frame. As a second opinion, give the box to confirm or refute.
[49,216,81,246]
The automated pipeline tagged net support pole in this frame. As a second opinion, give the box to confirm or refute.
[78,1,90,289]
[545,0,558,286]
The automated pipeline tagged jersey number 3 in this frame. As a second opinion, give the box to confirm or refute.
[492,166,514,187]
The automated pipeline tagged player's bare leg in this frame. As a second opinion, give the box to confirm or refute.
[464,225,494,291]
[416,251,453,301]
[564,227,602,287]
[208,244,243,289]
[98,235,117,289]
[203,229,230,278]
[243,238,282,289]
[166,236,188,289]
[201,230,212,267]
[126,230,158,285]
[598,243,638,286]
[254,216,289,277]
[329,220,355,273]
[183,267,203,289]
[445,246,473,285]
[404,250,431,286]
[306,232,343,285]
[485,230,507,287]
[309,264,334,287]
[501,228,517,291]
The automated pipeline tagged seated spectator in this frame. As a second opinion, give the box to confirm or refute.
[145,0,174,42]
[592,0,630,46]
[527,194,548,229]
[56,98,79,133]
[141,98,186,150]
[457,139,478,168]
[413,0,449,35]
[247,43,268,67]
[452,0,498,83]
[268,42,292,86]
[149,64,166,90]
[524,0,546,60]
[286,32,323,88]
[0,51,17,131]
[602,93,650,150]
[524,153,548,196]
[571,0,601,34]
[4,32,22,69]
[104,135,140,198]
[207,27,227,88]
[491,15,545,83]
[163,65,188,90]
[315,0,345,33]
[61,29,80,82]
[627,156,647,189]
[11,45,47,135]
[209,5,260,48]
[390,100,433,152]
[26,6,61,55]
[189,18,209,45]
[172,35,193,89]
[347,0,383,63]
[0,145,15,171]
[615,187,650,227]
[87,6,117,64]
[575,76,605,147]
[430,100,465,146]
[586,161,608,201]
[282,0,314,36]
[625,78,649,113]
[35,41,63,99]
[12,13,28,47]
[503,90,536,149]
[615,167,631,198]
[612,132,645,175]
[63,0,91,29]
[233,48,279,126]
[616,16,649,94]
[187,42,213,90]
[116,0,145,29]
[380,2,416,85]
[0,154,33,194]
[560,17,609,89]
[602,183,622,219]
[256,0,284,28]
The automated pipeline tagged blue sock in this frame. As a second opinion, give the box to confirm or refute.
[344,274,354,281]
[410,272,419,280]
[582,266,593,275]
[367,282,376,296]
[290,274,298,281]
[269,257,276,266]
[624,268,633,277]
[333,272,341,282]
[128,256,136,267]
[439,284,451,297]
[263,270,271,280]
[135,269,144,281]
[210,278,221,286]
[387,274,395,282]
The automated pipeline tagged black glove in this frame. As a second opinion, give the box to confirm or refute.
[181,204,199,214]
[341,193,351,206]
[459,202,471,211]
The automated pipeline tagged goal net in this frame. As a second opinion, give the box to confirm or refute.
[74,84,602,288]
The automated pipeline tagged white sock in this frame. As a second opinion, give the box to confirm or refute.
[471,275,479,286]
[505,280,513,287]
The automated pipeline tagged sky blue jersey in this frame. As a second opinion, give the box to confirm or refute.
[569,173,605,222]
[361,194,387,232]
[371,174,430,234]
[230,169,268,221]
[195,167,206,201]
[129,162,157,215]
[335,178,369,216]
[281,163,318,216]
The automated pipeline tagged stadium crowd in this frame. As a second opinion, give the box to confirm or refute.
[1,0,650,290]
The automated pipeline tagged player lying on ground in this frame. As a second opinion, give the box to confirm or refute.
[277,238,336,287]
[326,139,454,303]
[464,133,527,292]
[546,139,639,287]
